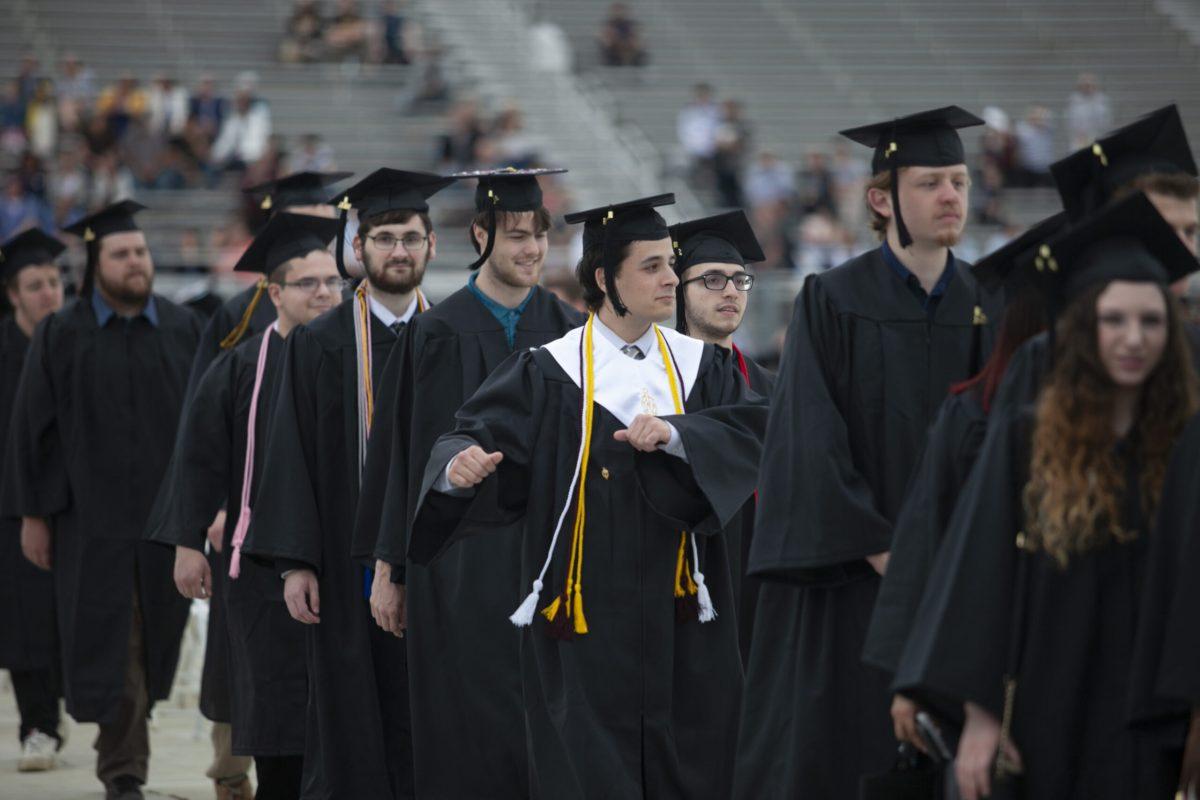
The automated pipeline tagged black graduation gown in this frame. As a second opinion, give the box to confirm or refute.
[409,342,767,800]
[352,285,582,800]
[862,388,988,676]
[147,330,307,757]
[735,249,999,799]
[153,286,276,726]
[727,350,774,666]
[0,317,57,673]
[241,299,411,800]
[894,410,1185,799]
[0,296,201,724]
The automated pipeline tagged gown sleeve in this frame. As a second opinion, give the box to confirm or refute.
[0,316,68,520]
[240,326,326,572]
[863,394,987,675]
[747,275,893,582]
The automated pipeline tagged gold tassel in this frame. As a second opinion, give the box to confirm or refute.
[540,594,562,622]
[219,278,268,350]
[572,586,589,634]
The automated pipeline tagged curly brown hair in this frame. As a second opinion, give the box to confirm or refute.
[1023,281,1198,566]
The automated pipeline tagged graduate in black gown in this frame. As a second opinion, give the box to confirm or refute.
[993,105,1200,419]
[0,229,65,772]
[408,194,767,799]
[862,214,1063,751]
[149,213,345,800]
[895,193,1200,800]
[734,107,1000,798]
[241,169,453,800]
[353,168,582,800]
[669,209,773,664]
[1,202,202,800]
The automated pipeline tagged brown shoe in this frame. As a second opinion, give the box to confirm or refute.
[215,775,255,799]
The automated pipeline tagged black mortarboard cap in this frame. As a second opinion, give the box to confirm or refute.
[972,212,1070,295]
[840,106,984,247]
[245,170,353,212]
[454,166,567,270]
[1049,104,1198,221]
[328,168,454,278]
[0,228,65,282]
[62,199,147,243]
[668,210,765,273]
[61,200,148,296]
[564,193,675,316]
[1019,192,1198,306]
[233,212,342,276]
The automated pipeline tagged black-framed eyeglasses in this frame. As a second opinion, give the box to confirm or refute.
[682,272,755,292]
[281,277,349,293]
[366,233,429,252]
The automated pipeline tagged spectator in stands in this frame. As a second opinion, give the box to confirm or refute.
[147,74,190,138]
[1065,71,1113,151]
[56,54,95,133]
[15,55,39,106]
[188,75,226,144]
[48,137,89,224]
[598,2,648,67]
[795,209,854,275]
[86,149,135,208]
[211,73,272,172]
[326,0,371,62]
[677,83,721,187]
[714,99,751,208]
[25,80,58,162]
[437,98,485,171]
[281,0,327,63]
[1013,104,1056,187]
[0,175,52,240]
[796,149,835,217]
[491,105,540,168]
[980,105,1016,186]
[830,138,870,229]
[95,74,148,142]
[288,133,338,173]
[381,0,412,64]
[746,150,796,269]
[1,80,29,157]
[407,45,450,108]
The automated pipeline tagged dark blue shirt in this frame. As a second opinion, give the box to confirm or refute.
[468,272,532,348]
[881,240,954,316]
[91,290,160,328]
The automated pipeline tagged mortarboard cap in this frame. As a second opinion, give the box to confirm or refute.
[1018,192,1198,307]
[840,106,984,248]
[245,171,353,212]
[233,212,342,276]
[1049,104,1198,222]
[972,212,1069,296]
[62,199,146,244]
[0,228,65,282]
[328,168,454,278]
[668,210,765,273]
[564,194,675,316]
[454,167,567,270]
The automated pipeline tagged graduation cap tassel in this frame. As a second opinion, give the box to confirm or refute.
[467,194,498,271]
[334,203,351,279]
[80,240,98,298]
[602,216,629,316]
[219,277,268,350]
[890,162,913,249]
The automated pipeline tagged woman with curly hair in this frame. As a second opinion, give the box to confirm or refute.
[893,193,1200,800]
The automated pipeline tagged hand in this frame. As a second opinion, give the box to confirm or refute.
[284,569,321,624]
[174,546,213,600]
[891,695,927,754]
[20,517,52,571]
[1180,708,1200,797]
[867,551,890,576]
[206,509,227,553]
[955,702,1022,800]
[613,414,671,453]
[447,446,504,489]
[370,560,407,638]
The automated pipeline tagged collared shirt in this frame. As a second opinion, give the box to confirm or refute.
[367,291,418,330]
[468,272,533,349]
[880,239,955,316]
[91,290,160,328]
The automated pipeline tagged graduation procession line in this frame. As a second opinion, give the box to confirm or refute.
[2,104,1200,800]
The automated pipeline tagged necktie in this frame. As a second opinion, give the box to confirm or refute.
[390,321,405,335]
[620,344,645,360]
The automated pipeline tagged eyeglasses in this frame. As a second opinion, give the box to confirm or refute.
[365,233,429,252]
[281,277,349,293]
[682,272,755,292]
